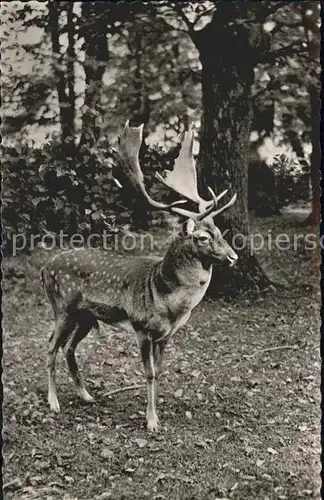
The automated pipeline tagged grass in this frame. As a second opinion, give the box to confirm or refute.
[2,214,320,500]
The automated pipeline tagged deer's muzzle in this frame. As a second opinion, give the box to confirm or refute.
[227,251,238,267]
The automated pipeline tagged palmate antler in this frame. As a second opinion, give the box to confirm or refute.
[155,124,237,221]
[115,120,186,209]
[115,120,236,220]
[155,126,212,212]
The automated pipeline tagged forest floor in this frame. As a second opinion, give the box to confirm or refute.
[3,213,321,500]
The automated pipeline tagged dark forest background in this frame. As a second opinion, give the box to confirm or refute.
[1,1,320,291]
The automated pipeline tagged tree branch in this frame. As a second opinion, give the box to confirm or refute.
[172,3,197,42]
[192,6,216,27]
[270,20,300,37]
[247,344,300,358]
[260,41,308,64]
[102,385,145,397]
[260,1,291,20]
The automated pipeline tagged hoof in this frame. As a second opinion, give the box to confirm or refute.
[78,389,95,403]
[48,397,60,413]
[83,394,95,403]
[147,415,159,432]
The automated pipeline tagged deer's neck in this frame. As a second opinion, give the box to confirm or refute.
[155,239,211,292]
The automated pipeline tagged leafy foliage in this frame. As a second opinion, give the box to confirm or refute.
[271,153,310,207]
[2,1,318,150]
[252,1,319,161]
[1,0,319,243]
[1,137,182,253]
[2,141,120,253]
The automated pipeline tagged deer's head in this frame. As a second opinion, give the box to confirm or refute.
[113,120,238,268]
[179,217,238,267]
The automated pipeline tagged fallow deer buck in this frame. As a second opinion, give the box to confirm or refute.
[41,121,238,431]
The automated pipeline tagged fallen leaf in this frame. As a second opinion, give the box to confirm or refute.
[36,460,50,470]
[216,434,226,443]
[124,467,135,474]
[135,438,147,449]
[29,476,43,486]
[101,448,114,459]
[154,473,167,484]
[3,478,22,492]
[195,440,208,449]
[267,447,278,455]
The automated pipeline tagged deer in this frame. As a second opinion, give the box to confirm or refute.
[41,121,238,431]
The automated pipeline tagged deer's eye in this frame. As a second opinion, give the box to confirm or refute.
[198,234,209,243]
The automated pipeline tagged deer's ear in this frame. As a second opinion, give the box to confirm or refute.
[182,218,196,236]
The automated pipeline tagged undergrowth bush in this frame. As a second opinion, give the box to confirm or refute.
[248,154,310,216]
[272,153,310,207]
[3,140,309,256]
[1,139,180,255]
[2,140,123,254]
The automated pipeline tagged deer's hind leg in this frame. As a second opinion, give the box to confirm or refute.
[62,311,96,403]
[48,312,77,412]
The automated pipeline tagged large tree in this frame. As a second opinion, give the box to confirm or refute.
[300,1,320,280]
[2,0,319,275]
[48,1,76,151]
[161,1,313,293]
[78,2,110,150]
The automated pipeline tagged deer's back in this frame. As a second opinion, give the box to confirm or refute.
[42,248,162,318]
[42,248,212,340]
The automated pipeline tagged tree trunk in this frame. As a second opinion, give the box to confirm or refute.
[194,8,272,294]
[66,2,75,142]
[309,82,321,279]
[310,87,320,209]
[48,2,74,149]
[309,84,320,227]
[300,2,320,281]
[124,26,151,230]
[129,30,150,128]
[78,2,109,150]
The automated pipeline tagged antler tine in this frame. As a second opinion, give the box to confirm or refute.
[170,206,202,219]
[195,187,227,221]
[155,124,213,212]
[116,121,186,210]
[170,187,220,219]
[208,192,237,219]
[172,188,236,221]
[115,121,236,220]
[170,186,221,219]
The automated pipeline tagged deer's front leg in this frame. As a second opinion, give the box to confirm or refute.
[153,339,168,382]
[137,333,159,432]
